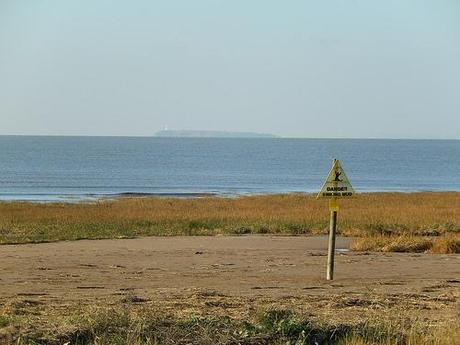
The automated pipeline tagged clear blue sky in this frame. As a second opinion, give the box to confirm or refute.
[1,1,459,138]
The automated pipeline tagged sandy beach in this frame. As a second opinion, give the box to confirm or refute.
[1,235,458,310]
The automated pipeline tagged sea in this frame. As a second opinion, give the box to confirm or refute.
[0,136,459,202]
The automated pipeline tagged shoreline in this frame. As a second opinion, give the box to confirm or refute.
[1,190,460,203]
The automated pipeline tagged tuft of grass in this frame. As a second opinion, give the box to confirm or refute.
[350,234,460,254]
[429,234,460,254]
[350,235,432,253]
[0,315,10,327]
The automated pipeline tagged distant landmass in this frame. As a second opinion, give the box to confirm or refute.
[154,130,278,138]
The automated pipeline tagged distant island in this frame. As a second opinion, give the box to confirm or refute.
[154,130,278,138]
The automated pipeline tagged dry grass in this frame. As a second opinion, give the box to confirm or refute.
[5,305,459,345]
[338,319,460,345]
[350,234,460,254]
[2,276,458,344]
[0,192,459,245]
[429,234,460,254]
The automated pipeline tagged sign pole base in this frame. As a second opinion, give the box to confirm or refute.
[327,199,338,280]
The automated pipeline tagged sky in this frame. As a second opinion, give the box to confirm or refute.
[0,1,459,139]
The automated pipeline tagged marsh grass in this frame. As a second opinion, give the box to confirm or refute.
[0,193,459,245]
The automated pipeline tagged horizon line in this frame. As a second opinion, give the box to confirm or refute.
[0,134,459,141]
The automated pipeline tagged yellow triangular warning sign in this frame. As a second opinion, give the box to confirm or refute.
[317,159,355,198]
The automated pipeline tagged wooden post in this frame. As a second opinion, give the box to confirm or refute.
[327,202,338,280]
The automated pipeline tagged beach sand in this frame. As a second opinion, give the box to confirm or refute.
[1,236,458,319]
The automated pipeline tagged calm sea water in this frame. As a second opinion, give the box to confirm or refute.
[0,136,459,201]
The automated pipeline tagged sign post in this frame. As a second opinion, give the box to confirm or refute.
[317,159,355,280]
[327,201,338,280]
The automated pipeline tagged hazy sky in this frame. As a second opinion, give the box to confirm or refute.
[1,1,459,138]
